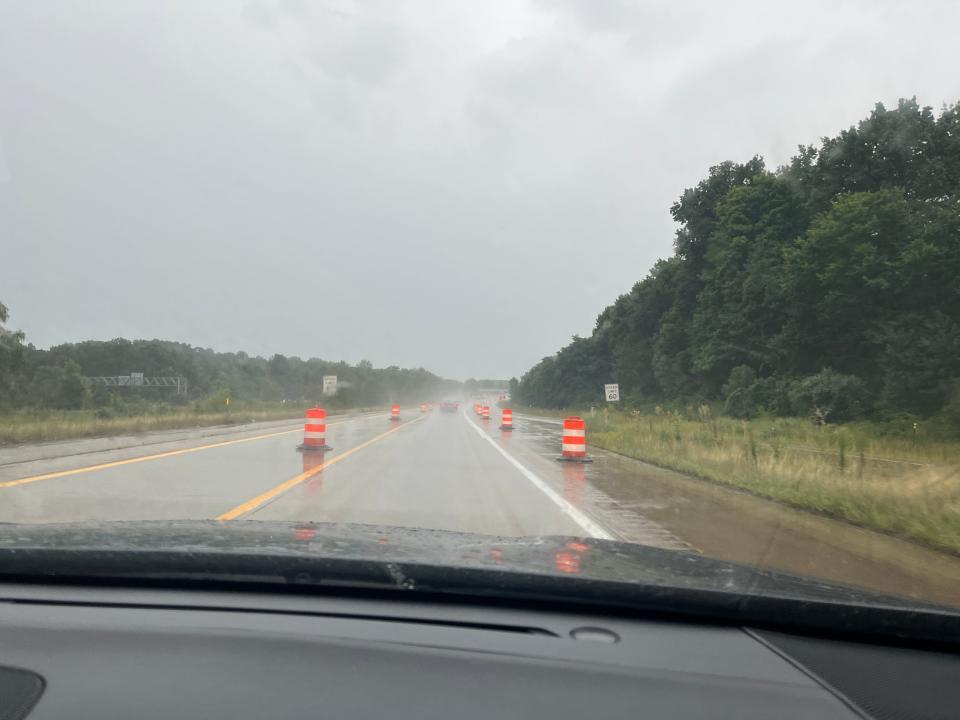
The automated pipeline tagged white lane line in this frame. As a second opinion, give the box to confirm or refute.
[514,414,563,425]
[462,410,613,540]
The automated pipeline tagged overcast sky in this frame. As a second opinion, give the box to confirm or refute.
[1,1,958,380]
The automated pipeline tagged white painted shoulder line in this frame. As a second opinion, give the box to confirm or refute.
[462,410,613,540]
[513,414,563,425]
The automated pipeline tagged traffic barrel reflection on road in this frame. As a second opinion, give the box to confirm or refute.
[561,461,586,507]
[297,407,332,452]
[557,416,592,463]
[499,408,513,431]
[302,449,325,495]
[390,404,401,421]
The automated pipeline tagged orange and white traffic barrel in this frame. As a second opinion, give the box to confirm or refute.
[419,403,428,413]
[390,404,401,421]
[499,408,513,430]
[558,416,592,462]
[481,405,490,420]
[297,407,332,452]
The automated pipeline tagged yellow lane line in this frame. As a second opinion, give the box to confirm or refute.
[217,416,426,522]
[0,418,366,489]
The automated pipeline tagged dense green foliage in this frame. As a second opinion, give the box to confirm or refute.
[516,99,960,428]
[0,317,461,413]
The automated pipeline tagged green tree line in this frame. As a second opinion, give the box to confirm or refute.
[0,308,461,413]
[516,99,960,430]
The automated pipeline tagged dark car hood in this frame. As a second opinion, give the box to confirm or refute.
[0,519,937,604]
[0,520,956,642]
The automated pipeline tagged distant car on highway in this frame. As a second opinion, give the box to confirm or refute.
[440,400,459,412]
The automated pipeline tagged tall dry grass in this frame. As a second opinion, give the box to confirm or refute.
[0,408,306,446]
[586,412,960,553]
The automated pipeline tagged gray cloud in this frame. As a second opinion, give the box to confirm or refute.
[1,0,958,380]
[308,19,407,86]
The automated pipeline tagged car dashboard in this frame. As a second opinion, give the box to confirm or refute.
[0,582,956,719]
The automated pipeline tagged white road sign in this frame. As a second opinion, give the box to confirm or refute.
[322,375,338,396]
[604,383,620,402]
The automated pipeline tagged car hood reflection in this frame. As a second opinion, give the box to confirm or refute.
[0,519,948,616]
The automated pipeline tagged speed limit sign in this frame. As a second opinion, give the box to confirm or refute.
[604,384,620,402]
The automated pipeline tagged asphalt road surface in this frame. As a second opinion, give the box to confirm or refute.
[2,405,960,605]
[0,407,645,541]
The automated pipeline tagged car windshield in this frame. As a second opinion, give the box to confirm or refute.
[1,1,959,617]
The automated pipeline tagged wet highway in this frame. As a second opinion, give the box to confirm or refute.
[2,405,960,605]
[0,408,614,539]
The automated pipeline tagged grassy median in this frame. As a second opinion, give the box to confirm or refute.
[515,405,960,554]
[0,404,324,445]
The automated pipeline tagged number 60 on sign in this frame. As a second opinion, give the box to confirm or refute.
[604,384,620,402]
